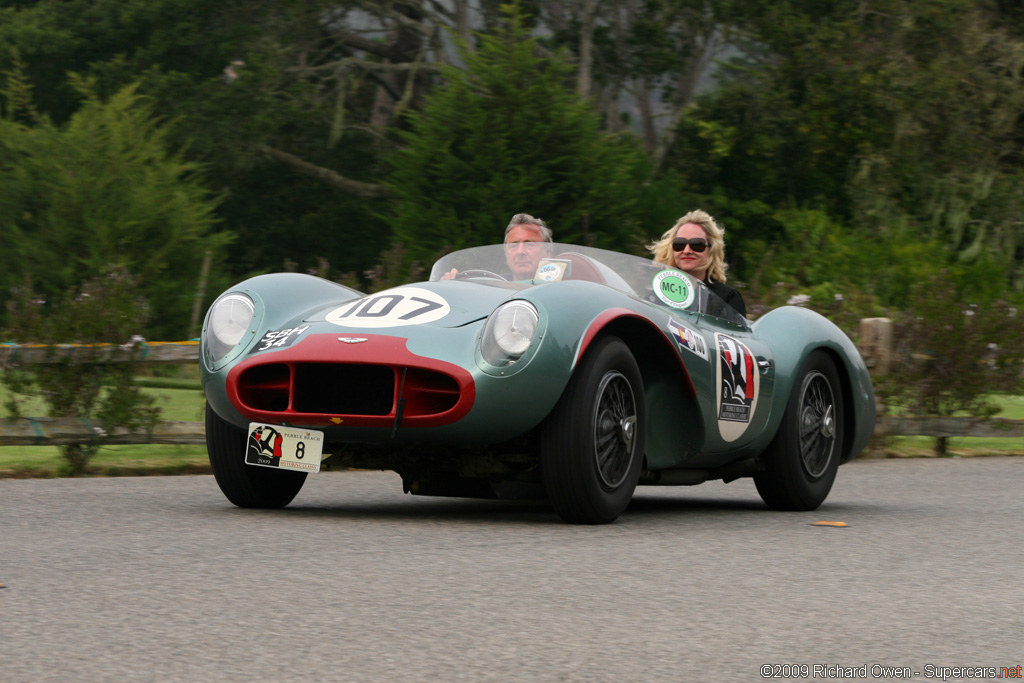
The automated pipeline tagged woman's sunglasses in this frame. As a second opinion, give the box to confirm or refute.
[672,237,709,253]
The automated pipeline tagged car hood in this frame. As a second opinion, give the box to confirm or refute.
[300,279,531,330]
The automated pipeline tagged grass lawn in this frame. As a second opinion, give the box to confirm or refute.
[2,379,1021,478]
[883,394,1024,458]
[0,379,211,478]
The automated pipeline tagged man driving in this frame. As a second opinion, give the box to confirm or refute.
[441,212,553,280]
[502,213,552,279]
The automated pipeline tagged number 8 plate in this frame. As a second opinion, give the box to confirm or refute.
[245,423,324,473]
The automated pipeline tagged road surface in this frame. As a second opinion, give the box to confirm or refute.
[1,457,1021,682]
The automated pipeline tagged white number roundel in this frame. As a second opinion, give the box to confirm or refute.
[325,287,451,328]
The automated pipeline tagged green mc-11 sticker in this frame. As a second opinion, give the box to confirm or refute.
[653,270,696,309]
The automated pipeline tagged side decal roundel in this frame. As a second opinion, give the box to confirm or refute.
[715,333,760,442]
[652,270,696,309]
[326,287,450,328]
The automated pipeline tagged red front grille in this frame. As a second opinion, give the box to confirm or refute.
[294,363,395,415]
[225,333,475,429]
[237,364,290,412]
[236,362,460,418]
[401,367,462,416]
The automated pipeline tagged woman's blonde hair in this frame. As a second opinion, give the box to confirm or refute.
[647,209,729,283]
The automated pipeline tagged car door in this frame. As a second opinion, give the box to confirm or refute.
[694,305,777,460]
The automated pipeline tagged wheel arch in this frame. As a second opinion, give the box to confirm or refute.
[752,306,876,464]
[817,346,863,465]
[769,345,860,466]
[582,313,705,470]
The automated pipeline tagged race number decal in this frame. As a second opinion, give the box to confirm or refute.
[653,270,696,309]
[715,333,760,442]
[326,287,450,329]
[251,325,308,353]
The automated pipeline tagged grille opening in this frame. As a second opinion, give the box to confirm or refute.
[403,368,460,415]
[293,363,395,415]
[238,364,290,412]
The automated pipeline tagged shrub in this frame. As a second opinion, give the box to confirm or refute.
[2,265,160,475]
[878,272,1024,454]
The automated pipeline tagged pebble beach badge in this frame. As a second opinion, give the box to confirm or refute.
[715,333,760,442]
[653,270,696,309]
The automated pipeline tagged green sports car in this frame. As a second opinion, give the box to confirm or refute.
[200,243,875,524]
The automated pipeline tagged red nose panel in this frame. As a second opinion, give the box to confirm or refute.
[226,334,475,429]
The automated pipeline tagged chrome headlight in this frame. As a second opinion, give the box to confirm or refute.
[205,293,255,363]
[481,300,539,366]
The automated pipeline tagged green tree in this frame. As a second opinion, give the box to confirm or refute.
[539,0,727,161]
[663,0,1024,297]
[386,4,651,265]
[0,69,229,339]
[0,0,404,284]
[843,1,1024,290]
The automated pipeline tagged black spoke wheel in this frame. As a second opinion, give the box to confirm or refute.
[540,336,644,524]
[754,350,843,511]
[206,402,307,509]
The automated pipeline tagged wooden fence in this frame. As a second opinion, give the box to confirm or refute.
[858,318,1024,456]
[1,330,1022,449]
[0,340,199,365]
[0,342,205,446]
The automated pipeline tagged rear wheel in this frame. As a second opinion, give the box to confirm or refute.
[540,336,645,524]
[206,402,306,508]
[754,351,843,511]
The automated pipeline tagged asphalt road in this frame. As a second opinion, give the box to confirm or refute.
[2,457,1022,683]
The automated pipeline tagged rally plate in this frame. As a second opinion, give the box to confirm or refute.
[245,423,323,473]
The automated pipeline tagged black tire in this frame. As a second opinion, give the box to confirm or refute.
[205,402,307,509]
[540,336,645,524]
[754,350,844,511]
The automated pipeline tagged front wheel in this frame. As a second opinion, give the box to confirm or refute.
[754,350,844,511]
[206,402,307,508]
[539,336,645,524]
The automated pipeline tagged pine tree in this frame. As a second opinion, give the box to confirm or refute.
[386,4,649,266]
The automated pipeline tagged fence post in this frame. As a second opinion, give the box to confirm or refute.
[859,317,892,458]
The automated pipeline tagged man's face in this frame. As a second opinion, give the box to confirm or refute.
[504,225,547,279]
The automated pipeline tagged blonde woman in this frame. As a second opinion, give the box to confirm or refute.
[649,209,746,316]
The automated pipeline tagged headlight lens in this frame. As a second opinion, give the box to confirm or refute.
[481,300,539,366]
[205,293,255,363]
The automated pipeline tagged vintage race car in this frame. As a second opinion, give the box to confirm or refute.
[200,243,875,524]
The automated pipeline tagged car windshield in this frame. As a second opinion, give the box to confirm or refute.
[429,243,748,325]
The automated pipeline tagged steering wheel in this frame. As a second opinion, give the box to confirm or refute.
[455,269,507,281]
